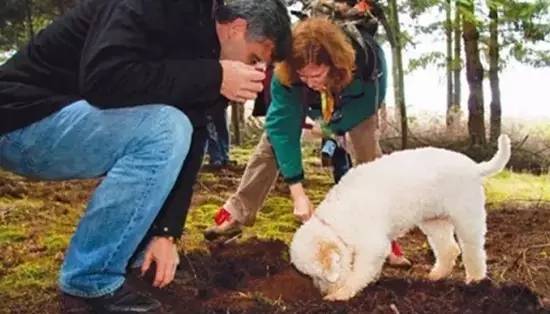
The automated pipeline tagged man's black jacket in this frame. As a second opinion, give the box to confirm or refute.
[0,0,225,238]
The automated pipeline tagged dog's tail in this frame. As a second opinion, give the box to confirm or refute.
[477,134,511,177]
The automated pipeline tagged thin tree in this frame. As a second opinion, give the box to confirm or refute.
[231,103,242,146]
[24,0,34,39]
[488,1,501,142]
[445,0,454,126]
[462,0,486,145]
[387,0,408,148]
[453,1,461,115]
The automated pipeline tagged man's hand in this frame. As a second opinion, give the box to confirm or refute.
[141,236,180,288]
[289,183,314,222]
[220,60,265,103]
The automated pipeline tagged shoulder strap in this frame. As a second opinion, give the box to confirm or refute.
[340,23,380,82]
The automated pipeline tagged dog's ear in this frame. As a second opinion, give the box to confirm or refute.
[316,241,342,283]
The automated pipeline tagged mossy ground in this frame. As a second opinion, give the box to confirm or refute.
[0,136,549,313]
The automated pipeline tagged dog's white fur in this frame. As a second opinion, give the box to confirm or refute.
[290,135,512,301]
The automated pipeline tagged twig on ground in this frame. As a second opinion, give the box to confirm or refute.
[521,248,535,284]
[390,303,400,314]
[516,135,530,151]
[198,180,212,193]
[183,252,198,282]
[500,242,550,281]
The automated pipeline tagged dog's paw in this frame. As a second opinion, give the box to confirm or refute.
[323,287,356,301]
[428,267,451,281]
[465,274,486,284]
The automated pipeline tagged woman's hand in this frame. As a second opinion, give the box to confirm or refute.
[289,183,314,222]
[310,121,324,138]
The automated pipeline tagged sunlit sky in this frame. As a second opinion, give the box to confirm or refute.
[383,45,550,119]
[382,6,550,120]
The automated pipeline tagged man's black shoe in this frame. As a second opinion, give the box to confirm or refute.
[60,283,161,313]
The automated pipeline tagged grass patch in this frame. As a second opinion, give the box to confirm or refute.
[0,258,58,297]
[243,197,299,243]
[0,198,45,223]
[182,203,219,251]
[197,172,217,184]
[0,226,27,245]
[485,170,550,208]
[230,146,256,165]
[41,233,69,254]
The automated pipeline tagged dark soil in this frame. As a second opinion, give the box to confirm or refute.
[2,164,550,313]
[118,237,547,314]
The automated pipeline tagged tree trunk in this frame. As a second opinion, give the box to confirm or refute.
[24,0,34,39]
[395,45,407,149]
[445,0,454,127]
[462,1,486,145]
[387,0,408,148]
[489,6,501,143]
[453,3,462,114]
[238,103,245,124]
[231,103,241,146]
[57,0,66,15]
[391,46,400,122]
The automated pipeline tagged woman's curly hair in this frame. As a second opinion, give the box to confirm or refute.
[275,17,356,93]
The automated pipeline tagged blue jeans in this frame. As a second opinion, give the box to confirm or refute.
[0,100,193,298]
[205,109,229,166]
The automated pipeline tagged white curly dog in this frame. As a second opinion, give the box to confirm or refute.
[290,135,511,301]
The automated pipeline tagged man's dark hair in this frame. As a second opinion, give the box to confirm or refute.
[215,0,292,62]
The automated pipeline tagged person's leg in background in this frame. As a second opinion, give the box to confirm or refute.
[331,142,353,184]
[348,112,382,163]
[320,137,353,184]
[213,107,230,166]
[205,106,230,168]
[205,115,225,168]
[204,133,279,239]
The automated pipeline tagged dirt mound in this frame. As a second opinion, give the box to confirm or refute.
[125,238,547,313]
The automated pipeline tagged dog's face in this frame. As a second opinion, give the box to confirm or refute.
[310,240,346,293]
[290,224,349,294]
[316,241,343,281]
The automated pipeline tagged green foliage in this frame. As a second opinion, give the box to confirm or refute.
[510,42,550,67]
[0,0,76,51]
[408,51,446,72]
[498,0,550,67]
[408,0,442,18]
[404,0,549,72]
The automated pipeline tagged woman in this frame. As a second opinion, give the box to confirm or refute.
[205,17,410,266]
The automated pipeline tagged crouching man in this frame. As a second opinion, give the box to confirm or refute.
[0,0,291,312]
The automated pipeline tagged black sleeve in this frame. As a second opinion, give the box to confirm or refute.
[151,98,226,238]
[79,0,222,108]
[149,127,208,238]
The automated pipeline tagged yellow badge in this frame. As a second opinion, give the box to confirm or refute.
[321,91,335,123]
